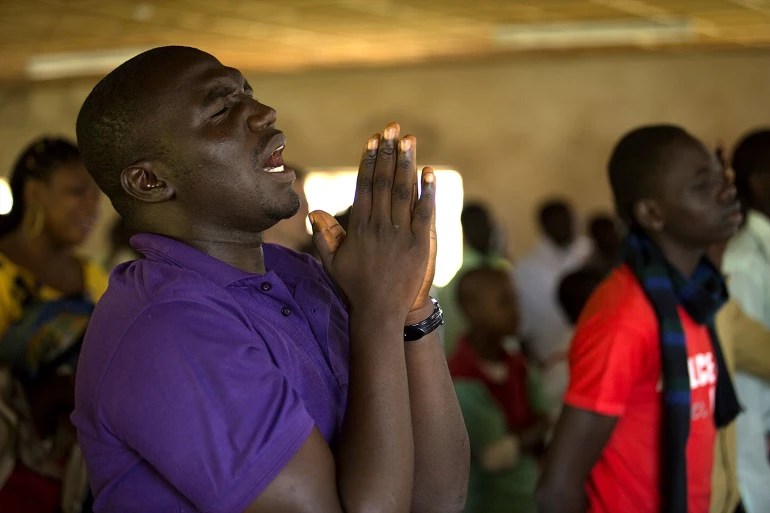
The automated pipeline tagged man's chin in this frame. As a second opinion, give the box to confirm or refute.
[284,193,302,219]
[269,193,302,223]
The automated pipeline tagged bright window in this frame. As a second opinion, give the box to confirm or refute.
[0,178,12,215]
[304,168,464,287]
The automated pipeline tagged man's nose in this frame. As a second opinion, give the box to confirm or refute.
[718,167,738,203]
[247,103,277,132]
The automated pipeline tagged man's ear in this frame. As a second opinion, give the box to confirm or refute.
[633,198,664,232]
[120,163,175,203]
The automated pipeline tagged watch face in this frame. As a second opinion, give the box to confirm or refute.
[404,327,426,342]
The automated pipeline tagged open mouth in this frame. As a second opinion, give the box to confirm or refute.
[263,144,285,173]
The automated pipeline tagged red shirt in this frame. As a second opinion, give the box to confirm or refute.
[565,265,717,513]
[448,338,538,432]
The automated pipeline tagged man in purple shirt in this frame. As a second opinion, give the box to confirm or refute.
[72,46,469,513]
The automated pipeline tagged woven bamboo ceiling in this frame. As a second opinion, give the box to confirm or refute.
[2,0,770,82]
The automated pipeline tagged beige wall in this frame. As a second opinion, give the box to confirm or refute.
[2,49,770,260]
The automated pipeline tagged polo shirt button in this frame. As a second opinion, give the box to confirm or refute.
[281,306,292,316]
[260,282,272,291]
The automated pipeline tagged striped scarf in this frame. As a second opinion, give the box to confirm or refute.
[623,228,741,513]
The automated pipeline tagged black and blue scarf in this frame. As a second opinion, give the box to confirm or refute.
[623,227,741,513]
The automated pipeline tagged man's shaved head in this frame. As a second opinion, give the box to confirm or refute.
[76,46,215,216]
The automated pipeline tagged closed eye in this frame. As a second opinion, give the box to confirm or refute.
[211,104,229,118]
[692,174,720,192]
[692,181,710,192]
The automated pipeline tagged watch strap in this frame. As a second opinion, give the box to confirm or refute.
[404,297,444,342]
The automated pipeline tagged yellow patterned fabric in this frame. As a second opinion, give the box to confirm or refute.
[0,251,107,498]
[0,252,107,336]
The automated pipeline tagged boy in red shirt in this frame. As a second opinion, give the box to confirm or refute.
[536,125,743,513]
[448,267,550,513]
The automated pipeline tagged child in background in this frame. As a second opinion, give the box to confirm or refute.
[448,267,550,513]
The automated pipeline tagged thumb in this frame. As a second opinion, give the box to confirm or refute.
[309,210,346,268]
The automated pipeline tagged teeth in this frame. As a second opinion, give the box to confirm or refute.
[265,165,285,173]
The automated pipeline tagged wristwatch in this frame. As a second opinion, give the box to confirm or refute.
[403,297,444,342]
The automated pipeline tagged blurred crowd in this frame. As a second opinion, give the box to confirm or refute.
[0,121,769,512]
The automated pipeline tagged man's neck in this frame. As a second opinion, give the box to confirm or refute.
[133,214,268,274]
[542,236,571,253]
[185,234,267,274]
[649,233,702,277]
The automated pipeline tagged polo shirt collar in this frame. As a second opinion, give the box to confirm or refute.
[130,232,262,287]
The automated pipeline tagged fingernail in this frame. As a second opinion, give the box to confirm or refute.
[399,138,412,152]
[308,212,317,226]
[424,171,435,184]
[383,126,397,140]
[367,138,379,151]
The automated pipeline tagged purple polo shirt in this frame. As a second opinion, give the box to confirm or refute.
[72,233,349,513]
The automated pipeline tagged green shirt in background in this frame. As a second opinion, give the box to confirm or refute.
[454,364,550,513]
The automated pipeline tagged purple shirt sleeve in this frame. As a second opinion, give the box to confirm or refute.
[98,298,315,513]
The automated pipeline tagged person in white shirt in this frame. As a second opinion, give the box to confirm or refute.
[722,128,770,513]
[513,199,591,365]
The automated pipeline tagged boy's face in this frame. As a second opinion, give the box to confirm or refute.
[651,140,742,248]
[467,275,520,337]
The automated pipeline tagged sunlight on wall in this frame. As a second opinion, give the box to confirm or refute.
[0,178,12,215]
[304,168,464,287]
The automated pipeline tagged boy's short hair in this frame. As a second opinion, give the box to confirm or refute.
[608,125,697,224]
[455,266,507,314]
[731,128,770,205]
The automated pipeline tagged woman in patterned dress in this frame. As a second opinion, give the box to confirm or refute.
[0,137,106,513]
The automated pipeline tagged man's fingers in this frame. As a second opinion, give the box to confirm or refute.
[391,135,417,228]
[309,210,346,268]
[371,122,400,225]
[348,134,380,231]
[411,167,436,238]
